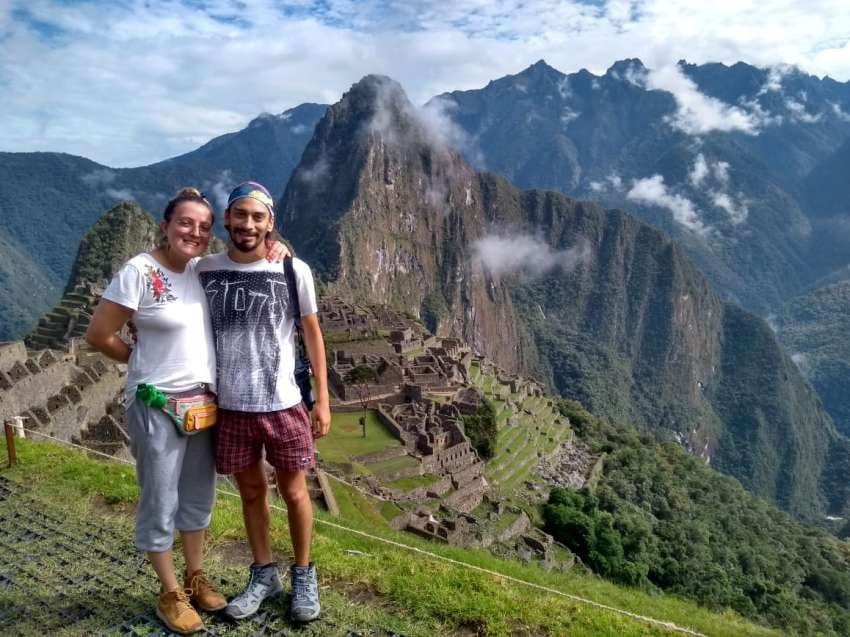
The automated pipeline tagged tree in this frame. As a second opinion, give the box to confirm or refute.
[345,365,379,437]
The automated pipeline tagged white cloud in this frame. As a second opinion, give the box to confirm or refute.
[687,153,747,224]
[713,161,730,185]
[81,168,116,187]
[1,0,850,164]
[757,64,794,95]
[206,169,234,212]
[627,174,708,234]
[830,102,850,122]
[689,153,709,187]
[472,234,590,276]
[646,65,760,135]
[105,188,134,201]
[560,107,579,125]
[588,172,623,193]
[710,191,748,225]
[791,352,812,374]
[785,97,823,123]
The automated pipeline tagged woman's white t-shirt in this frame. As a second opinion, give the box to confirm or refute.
[102,253,216,404]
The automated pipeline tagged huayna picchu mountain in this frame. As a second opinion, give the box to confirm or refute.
[281,74,850,521]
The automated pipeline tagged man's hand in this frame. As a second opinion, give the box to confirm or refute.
[311,399,331,439]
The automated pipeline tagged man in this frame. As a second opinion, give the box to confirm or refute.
[197,181,331,623]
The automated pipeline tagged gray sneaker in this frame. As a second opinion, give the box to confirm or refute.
[224,562,282,620]
[289,563,320,622]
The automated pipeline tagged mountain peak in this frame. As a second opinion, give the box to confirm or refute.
[65,201,159,293]
[605,58,646,78]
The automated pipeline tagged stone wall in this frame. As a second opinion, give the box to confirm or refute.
[0,342,27,372]
[0,348,77,424]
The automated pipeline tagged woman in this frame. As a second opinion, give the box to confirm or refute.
[86,188,284,634]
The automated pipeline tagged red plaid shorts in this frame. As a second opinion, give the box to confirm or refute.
[214,403,315,475]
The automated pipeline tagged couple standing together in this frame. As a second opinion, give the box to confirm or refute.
[86,182,331,634]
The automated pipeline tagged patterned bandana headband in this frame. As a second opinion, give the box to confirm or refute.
[227,181,274,216]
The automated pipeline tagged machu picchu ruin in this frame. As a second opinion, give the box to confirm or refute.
[1,201,595,573]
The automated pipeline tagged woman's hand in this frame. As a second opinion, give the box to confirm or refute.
[265,238,291,262]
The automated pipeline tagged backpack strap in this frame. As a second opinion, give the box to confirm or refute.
[283,255,302,329]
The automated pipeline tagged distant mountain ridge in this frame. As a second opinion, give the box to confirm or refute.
[435,58,850,314]
[0,103,326,340]
[280,74,850,521]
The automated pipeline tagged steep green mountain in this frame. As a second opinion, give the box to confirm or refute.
[549,400,850,636]
[0,233,58,341]
[0,103,325,338]
[776,280,850,436]
[435,59,850,315]
[281,74,850,521]
[63,201,161,293]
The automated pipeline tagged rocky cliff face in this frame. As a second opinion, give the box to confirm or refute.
[282,77,534,373]
[282,75,849,520]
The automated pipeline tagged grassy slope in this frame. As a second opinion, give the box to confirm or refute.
[0,435,779,637]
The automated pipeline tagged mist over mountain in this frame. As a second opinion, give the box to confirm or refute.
[281,74,850,521]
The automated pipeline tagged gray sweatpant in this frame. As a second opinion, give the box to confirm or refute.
[126,400,217,552]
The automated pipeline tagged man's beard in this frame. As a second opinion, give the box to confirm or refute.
[225,224,267,252]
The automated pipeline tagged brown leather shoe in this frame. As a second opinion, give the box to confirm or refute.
[185,569,227,612]
[156,588,203,634]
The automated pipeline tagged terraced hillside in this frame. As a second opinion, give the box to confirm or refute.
[468,360,573,495]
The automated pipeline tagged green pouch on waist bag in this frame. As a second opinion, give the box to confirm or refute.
[136,384,217,436]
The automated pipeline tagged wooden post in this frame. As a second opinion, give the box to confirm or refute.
[4,421,17,468]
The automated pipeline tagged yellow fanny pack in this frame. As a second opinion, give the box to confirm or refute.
[136,384,218,435]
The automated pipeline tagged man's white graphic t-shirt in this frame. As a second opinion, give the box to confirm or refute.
[196,252,318,413]
[102,253,216,404]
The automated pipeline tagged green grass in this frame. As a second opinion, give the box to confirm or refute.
[0,436,781,637]
[366,454,420,478]
[316,410,401,464]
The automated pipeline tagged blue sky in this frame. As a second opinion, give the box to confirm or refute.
[2,0,849,166]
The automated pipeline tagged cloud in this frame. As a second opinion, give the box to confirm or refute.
[472,234,590,276]
[757,64,794,95]
[371,82,485,166]
[206,169,234,211]
[2,0,850,164]
[81,168,116,186]
[791,352,812,375]
[713,160,730,185]
[830,102,850,122]
[710,191,748,225]
[588,172,623,193]
[296,156,330,185]
[105,188,134,201]
[688,153,709,187]
[627,174,708,234]
[560,107,579,125]
[687,153,747,224]
[785,96,823,123]
[646,64,760,135]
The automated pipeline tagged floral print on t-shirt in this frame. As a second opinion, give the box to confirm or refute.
[144,264,177,303]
